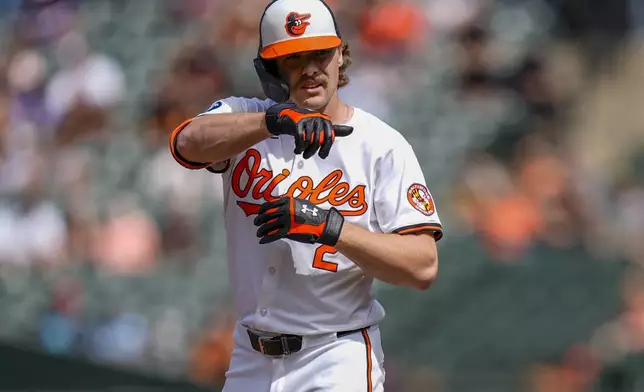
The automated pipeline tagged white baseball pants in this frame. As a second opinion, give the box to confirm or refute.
[222,323,386,392]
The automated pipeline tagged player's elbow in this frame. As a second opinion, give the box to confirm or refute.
[176,123,205,162]
[174,122,221,164]
[412,254,438,291]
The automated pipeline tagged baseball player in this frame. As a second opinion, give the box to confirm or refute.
[169,0,443,390]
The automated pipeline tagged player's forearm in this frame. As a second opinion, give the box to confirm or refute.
[176,113,272,163]
[334,223,438,290]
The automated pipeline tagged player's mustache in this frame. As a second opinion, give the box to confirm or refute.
[297,77,326,87]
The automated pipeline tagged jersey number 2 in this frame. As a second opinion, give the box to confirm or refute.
[313,245,338,272]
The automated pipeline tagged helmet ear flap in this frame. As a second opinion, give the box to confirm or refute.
[254,57,290,103]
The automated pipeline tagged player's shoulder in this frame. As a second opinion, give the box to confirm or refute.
[352,107,412,152]
[197,96,276,116]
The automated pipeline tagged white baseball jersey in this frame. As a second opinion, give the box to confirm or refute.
[174,96,443,336]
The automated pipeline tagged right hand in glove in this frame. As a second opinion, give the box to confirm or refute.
[265,102,353,159]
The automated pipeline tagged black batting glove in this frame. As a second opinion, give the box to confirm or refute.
[253,196,344,246]
[265,102,353,159]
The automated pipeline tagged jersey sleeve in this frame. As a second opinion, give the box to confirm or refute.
[373,141,443,241]
[169,96,273,173]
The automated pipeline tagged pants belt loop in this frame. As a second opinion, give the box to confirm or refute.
[258,336,266,354]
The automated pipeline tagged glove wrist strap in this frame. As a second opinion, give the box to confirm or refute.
[319,208,344,246]
[265,103,296,136]
[265,110,282,136]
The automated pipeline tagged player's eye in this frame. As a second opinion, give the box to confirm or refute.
[314,50,333,57]
[281,54,301,68]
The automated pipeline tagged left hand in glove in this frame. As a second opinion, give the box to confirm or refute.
[253,196,344,246]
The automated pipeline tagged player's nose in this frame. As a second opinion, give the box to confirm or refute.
[301,59,320,77]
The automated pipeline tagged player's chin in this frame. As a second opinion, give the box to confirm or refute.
[292,90,329,110]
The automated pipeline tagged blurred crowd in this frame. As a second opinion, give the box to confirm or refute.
[0,0,643,391]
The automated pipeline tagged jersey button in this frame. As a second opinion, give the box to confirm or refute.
[268,267,276,275]
[297,161,304,169]
[260,308,267,317]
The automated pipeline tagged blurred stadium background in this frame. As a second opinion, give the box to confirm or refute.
[0,0,643,391]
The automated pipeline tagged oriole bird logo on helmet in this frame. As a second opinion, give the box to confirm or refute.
[285,12,312,36]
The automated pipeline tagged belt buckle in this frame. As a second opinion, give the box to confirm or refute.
[281,336,290,355]
[257,334,291,356]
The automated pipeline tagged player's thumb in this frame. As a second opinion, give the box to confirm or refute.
[333,125,353,137]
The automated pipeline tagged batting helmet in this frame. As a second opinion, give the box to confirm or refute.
[254,0,343,103]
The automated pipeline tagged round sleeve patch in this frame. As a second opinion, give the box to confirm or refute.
[407,183,435,216]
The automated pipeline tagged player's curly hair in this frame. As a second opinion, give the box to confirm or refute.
[338,40,352,88]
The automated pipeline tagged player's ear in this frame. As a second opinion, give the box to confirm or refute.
[337,47,343,67]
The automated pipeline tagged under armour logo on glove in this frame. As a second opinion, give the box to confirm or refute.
[265,102,353,159]
[254,196,344,246]
[301,205,318,216]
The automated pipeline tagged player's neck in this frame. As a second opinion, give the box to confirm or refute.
[320,94,352,125]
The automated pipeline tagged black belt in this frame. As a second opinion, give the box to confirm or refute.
[247,327,368,356]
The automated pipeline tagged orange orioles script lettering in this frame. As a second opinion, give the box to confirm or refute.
[232,149,367,217]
